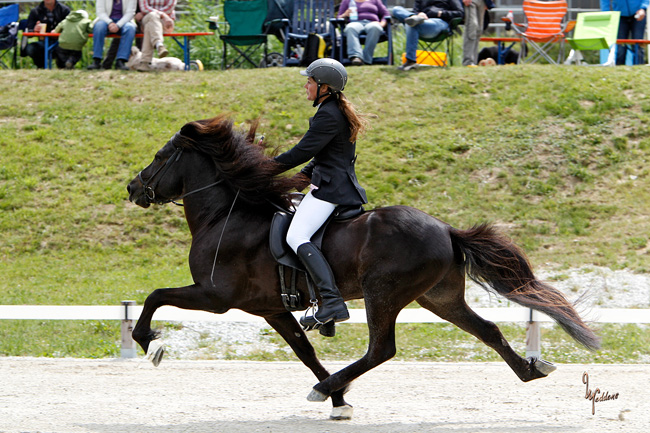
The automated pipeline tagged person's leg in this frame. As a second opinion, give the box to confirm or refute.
[616,17,631,65]
[54,46,66,69]
[286,192,348,327]
[361,21,384,64]
[391,6,412,23]
[414,18,449,40]
[286,191,336,253]
[631,17,646,64]
[25,41,45,68]
[92,20,108,60]
[344,21,365,60]
[462,0,485,66]
[140,12,163,65]
[116,22,137,61]
[404,25,419,62]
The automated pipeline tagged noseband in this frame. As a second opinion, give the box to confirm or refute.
[137,147,223,206]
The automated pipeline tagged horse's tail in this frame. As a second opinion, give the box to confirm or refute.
[449,223,600,351]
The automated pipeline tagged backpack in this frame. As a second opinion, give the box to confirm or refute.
[299,32,328,66]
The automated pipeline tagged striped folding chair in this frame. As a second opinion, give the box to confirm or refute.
[509,0,574,64]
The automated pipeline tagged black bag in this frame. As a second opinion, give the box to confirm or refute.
[0,22,17,50]
[299,32,328,66]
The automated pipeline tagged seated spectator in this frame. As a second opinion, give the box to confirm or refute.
[89,0,138,71]
[337,0,389,65]
[53,10,93,69]
[23,0,70,68]
[135,0,176,72]
[392,0,464,71]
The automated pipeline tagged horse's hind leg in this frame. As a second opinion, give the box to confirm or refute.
[417,272,550,382]
[265,313,352,420]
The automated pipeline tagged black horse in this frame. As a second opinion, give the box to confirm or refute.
[127,115,600,420]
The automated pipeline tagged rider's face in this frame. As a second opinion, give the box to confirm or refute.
[304,77,318,101]
[304,77,329,102]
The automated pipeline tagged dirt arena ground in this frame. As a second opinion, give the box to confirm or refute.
[0,358,647,433]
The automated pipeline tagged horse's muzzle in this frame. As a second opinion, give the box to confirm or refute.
[127,178,151,208]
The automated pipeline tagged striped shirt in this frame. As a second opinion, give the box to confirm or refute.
[139,0,177,20]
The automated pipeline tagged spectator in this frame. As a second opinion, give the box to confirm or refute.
[391,0,464,71]
[23,0,70,68]
[135,0,176,71]
[462,0,494,66]
[89,0,138,71]
[337,0,389,65]
[53,10,93,69]
[601,0,648,65]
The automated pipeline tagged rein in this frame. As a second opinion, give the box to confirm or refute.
[137,147,223,206]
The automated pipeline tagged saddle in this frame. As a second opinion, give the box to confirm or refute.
[269,194,363,335]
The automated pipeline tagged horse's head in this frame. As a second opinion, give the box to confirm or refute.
[127,134,190,208]
[127,115,305,210]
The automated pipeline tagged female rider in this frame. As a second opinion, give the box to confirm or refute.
[274,58,368,329]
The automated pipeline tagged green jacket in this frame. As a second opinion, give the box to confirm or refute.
[54,10,93,51]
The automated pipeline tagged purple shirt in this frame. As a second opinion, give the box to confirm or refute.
[337,0,389,22]
[110,0,123,20]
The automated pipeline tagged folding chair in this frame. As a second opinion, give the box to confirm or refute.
[215,0,270,69]
[411,17,462,68]
[508,0,574,64]
[281,0,336,66]
[0,3,19,69]
[332,15,394,66]
[565,11,620,66]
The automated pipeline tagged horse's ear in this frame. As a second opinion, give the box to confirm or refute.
[180,122,200,141]
[247,119,260,145]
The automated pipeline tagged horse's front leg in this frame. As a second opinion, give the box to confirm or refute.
[265,313,353,420]
[132,284,212,356]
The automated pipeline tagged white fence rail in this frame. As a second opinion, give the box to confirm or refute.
[1,303,648,359]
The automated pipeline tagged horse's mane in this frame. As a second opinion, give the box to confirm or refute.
[172,115,300,208]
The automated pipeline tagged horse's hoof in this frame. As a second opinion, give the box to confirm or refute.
[307,388,328,402]
[146,340,165,367]
[330,404,353,420]
[534,359,557,376]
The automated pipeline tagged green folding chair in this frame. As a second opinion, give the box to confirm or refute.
[215,0,269,69]
[565,11,620,66]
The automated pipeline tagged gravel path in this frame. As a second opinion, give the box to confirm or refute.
[0,358,648,433]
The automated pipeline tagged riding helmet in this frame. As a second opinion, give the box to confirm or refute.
[300,58,348,92]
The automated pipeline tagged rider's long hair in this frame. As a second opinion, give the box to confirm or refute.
[337,92,368,143]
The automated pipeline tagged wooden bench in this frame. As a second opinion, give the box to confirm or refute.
[22,31,213,70]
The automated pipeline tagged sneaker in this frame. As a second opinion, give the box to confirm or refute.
[115,59,129,71]
[398,59,418,71]
[405,15,426,27]
[157,44,169,58]
[64,60,74,70]
[135,61,152,72]
[87,58,102,70]
[351,57,363,66]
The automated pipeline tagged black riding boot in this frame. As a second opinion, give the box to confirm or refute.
[297,242,349,328]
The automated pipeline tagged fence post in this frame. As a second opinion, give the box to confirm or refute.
[120,300,137,359]
[525,308,541,359]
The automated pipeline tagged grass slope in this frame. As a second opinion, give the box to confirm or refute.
[0,66,648,359]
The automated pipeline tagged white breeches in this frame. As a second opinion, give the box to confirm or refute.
[286,190,337,253]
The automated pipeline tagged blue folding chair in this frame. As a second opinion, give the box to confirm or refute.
[281,0,336,66]
[0,3,19,69]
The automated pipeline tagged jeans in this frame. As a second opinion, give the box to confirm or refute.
[616,16,646,65]
[93,20,137,61]
[391,6,449,62]
[344,20,384,64]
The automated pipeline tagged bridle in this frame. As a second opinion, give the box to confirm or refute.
[137,147,223,206]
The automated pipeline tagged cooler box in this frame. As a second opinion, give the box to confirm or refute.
[401,50,447,67]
